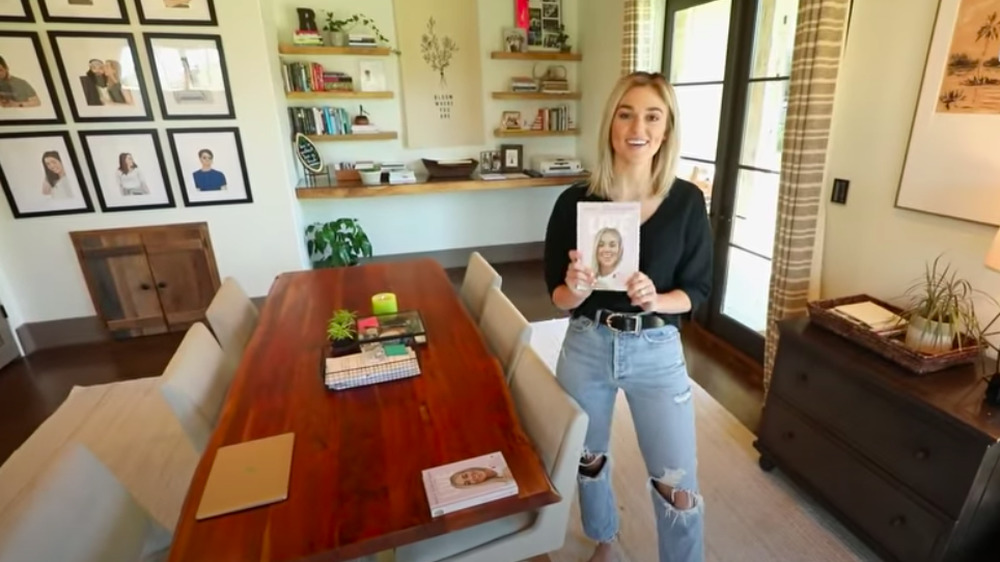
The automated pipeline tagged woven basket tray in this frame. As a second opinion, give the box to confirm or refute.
[806,294,981,375]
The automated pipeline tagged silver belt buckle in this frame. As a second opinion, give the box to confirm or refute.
[604,312,641,334]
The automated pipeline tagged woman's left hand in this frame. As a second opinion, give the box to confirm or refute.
[626,272,658,312]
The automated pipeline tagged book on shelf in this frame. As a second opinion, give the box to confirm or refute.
[421,451,519,517]
[281,62,355,94]
[529,105,573,131]
[323,344,420,390]
[288,106,353,137]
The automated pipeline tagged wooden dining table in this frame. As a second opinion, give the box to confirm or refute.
[167,258,559,561]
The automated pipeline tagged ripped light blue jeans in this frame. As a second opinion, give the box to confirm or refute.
[556,315,704,562]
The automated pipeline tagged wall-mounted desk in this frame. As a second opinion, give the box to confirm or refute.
[295,173,589,200]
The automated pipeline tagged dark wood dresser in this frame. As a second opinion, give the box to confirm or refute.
[755,318,1000,562]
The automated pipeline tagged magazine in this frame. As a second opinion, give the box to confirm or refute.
[577,201,641,291]
[421,451,519,517]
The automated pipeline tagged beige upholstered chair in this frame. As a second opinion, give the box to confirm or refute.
[0,443,171,562]
[205,276,259,367]
[159,322,233,453]
[479,286,531,381]
[459,252,501,322]
[394,346,589,562]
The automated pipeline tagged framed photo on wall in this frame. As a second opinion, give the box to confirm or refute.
[48,31,152,123]
[144,33,234,120]
[0,31,64,126]
[136,0,217,26]
[79,129,175,212]
[0,131,94,219]
[167,127,252,207]
[0,0,34,22]
[38,0,127,24]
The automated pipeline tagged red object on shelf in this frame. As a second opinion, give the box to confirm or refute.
[515,0,529,29]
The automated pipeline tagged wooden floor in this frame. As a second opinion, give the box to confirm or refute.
[0,260,763,466]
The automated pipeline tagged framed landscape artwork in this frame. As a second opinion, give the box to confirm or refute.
[136,0,217,26]
[38,0,127,24]
[0,131,94,219]
[0,31,64,126]
[0,0,33,22]
[897,0,1000,225]
[144,33,234,119]
[79,129,176,212]
[167,127,252,207]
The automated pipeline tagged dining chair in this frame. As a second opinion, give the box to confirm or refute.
[394,346,589,562]
[459,251,501,322]
[479,286,531,382]
[159,322,234,453]
[0,443,172,562]
[205,276,259,367]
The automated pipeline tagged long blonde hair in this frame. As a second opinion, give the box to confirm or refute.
[589,72,680,199]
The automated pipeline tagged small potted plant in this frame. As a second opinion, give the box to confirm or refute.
[899,256,986,354]
[304,219,373,268]
[327,309,358,356]
[555,25,571,53]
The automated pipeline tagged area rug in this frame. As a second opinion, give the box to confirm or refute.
[530,318,879,562]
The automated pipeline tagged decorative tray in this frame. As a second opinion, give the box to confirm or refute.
[422,158,478,179]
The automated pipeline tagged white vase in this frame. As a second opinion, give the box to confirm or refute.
[326,31,346,47]
[904,316,954,354]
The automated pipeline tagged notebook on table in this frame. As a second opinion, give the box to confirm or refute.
[421,451,519,517]
[195,432,295,520]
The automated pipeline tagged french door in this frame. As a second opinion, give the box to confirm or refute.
[665,0,797,362]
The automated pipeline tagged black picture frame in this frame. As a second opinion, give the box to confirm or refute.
[144,33,234,120]
[0,0,34,22]
[48,31,153,123]
[500,144,524,173]
[38,0,128,24]
[78,129,177,213]
[167,127,253,208]
[136,0,217,26]
[0,130,95,219]
[0,31,65,127]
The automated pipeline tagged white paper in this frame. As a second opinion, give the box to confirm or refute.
[577,202,641,292]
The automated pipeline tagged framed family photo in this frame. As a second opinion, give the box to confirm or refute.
[49,31,152,123]
[79,129,175,213]
[167,128,252,207]
[0,0,33,22]
[0,131,94,219]
[144,33,234,119]
[0,32,64,126]
[39,0,128,24]
[136,0,216,26]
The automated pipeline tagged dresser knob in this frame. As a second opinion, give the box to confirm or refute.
[139,283,151,291]
[890,515,906,527]
[914,448,929,460]
[797,372,808,383]
[783,430,795,440]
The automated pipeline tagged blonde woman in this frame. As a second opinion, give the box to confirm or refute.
[543,72,712,562]
[103,59,133,105]
[591,226,624,289]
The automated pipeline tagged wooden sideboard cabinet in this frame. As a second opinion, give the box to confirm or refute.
[755,318,1000,562]
[70,223,221,339]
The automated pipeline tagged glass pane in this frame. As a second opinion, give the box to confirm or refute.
[676,158,715,212]
[749,0,798,79]
[669,0,733,83]
[739,80,788,171]
[721,245,772,334]
[730,169,780,259]
[674,84,723,161]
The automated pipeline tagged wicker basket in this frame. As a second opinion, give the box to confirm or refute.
[806,294,981,375]
[422,158,478,180]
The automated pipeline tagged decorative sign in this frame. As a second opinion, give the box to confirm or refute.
[294,132,324,174]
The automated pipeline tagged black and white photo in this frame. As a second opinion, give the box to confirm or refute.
[38,0,127,24]
[0,32,64,126]
[167,128,252,207]
[145,33,233,119]
[0,0,33,22]
[136,0,216,26]
[0,131,93,218]
[79,129,175,212]
[49,31,152,123]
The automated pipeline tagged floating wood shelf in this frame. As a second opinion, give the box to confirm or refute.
[490,51,582,61]
[278,44,392,56]
[286,91,394,100]
[306,132,398,142]
[493,128,578,138]
[296,174,590,200]
[492,91,581,100]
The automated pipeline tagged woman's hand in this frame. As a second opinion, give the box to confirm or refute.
[565,250,595,298]
[627,272,658,311]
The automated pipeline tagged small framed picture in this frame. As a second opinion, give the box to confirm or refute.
[136,0,217,26]
[0,0,34,22]
[0,131,94,219]
[167,127,252,208]
[500,144,523,173]
[38,0,127,24]
[144,33,234,120]
[501,110,522,130]
[502,27,527,53]
[48,31,152,123]
[79,129,175,213]
[358,60,387,92]
[479,150,501,173]
[0,32,64,126]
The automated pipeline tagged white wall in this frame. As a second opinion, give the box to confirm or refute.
[577,0,624,169]
[820,0,1000,321]
[0,0,304,325]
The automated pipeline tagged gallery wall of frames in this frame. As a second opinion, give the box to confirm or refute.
[0,0,252,219]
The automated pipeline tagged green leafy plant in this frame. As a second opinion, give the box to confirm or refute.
[420,17,458,87]
[555,25,571,52]
[326,309,357,341]
[305,219,373,268]
[898,256,989,353]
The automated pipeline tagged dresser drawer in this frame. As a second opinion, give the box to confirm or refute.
[761,398,951,562]
[771,344,984,517]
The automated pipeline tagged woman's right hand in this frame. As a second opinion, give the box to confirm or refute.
[565,250,595,297]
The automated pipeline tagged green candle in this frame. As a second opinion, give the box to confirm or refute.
[372,292,398,315]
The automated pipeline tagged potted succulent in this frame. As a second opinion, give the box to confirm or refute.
[304,219,373,269]
[899,256,986,354]
[327,309,358,356]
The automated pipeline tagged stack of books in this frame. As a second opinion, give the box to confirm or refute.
[510,77,539,93]
[292,30,323,46]
[287,106,354,137]
[540,78,570,94]
[421,451,519,517]
[323,344,420,390]
[530,105,573,131]
[349,33,378,48]
[831,301,907,334]
[281,63,354,93]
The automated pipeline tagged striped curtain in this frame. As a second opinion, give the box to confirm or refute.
[621,0,655,74]
[763,0,850,390]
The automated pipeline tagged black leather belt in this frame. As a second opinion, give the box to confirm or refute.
[594,309,669,334]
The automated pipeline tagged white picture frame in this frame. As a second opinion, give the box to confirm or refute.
[136,0,216,26]
[358,60,387,93]
[79,129,176,212]
[38,0,127,24]
[0,131,94,219]
[167,127,252,207]
[0,0,33,22]
[144,33,234,120]
[577,202,641,292]
[0,31,64,126]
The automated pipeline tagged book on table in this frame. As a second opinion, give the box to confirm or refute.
[421,451,519,517]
